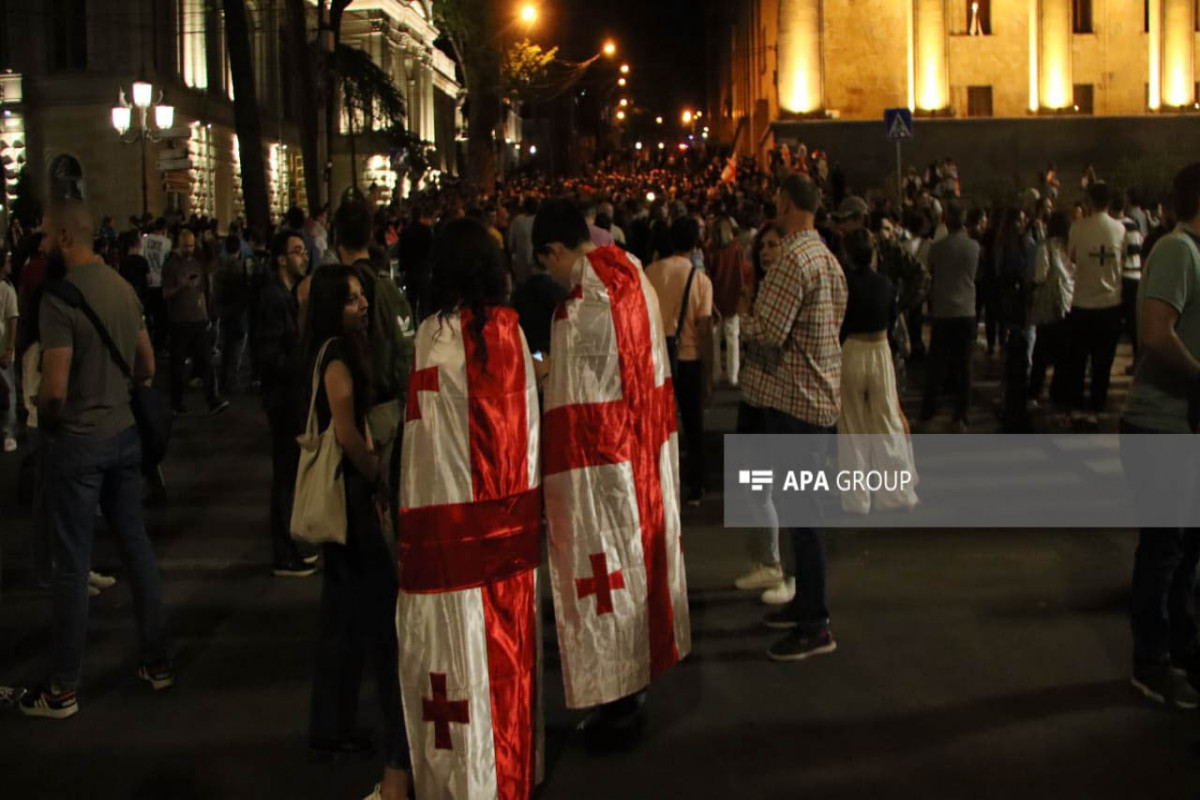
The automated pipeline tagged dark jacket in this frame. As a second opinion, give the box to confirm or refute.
[513,273,568,355]
[256,277,301,418]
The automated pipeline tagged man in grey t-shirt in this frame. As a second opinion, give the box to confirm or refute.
[19,200,172,720]
[1119,163,1200,711]
[920,202,978,430]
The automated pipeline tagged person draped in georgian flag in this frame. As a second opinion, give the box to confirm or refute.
[531,198,691,749]
[397,219,543,800]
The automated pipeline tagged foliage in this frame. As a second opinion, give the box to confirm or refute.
[502,38,558,100]
[381,124,438,192]
[335,43,407,131]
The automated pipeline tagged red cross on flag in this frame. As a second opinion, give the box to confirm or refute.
[543,245,692,710]
[399,307,543,800]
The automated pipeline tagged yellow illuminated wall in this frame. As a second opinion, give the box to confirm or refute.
[1161,0,1195,107]
[1039,0,1073,108]
[913,0,948,110]
[777,0,823,113]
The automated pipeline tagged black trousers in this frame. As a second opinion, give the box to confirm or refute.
[1121,277,1141,360]
[267,407,305,569]
[310,471,408,768]
[219,314,246,394]
[169,321,218,411]
[1062,306,1122,413]
[673,359,705,495]
[1029,320,1069,407]
[920,317,974,423]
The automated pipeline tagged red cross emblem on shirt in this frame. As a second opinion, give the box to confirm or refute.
[421,672,470,750]
[406,366,440,422]
[575,552,626,615]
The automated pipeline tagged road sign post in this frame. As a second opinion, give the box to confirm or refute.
[884,108,914,201]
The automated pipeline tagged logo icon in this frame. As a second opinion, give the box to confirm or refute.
[738,470,774,492]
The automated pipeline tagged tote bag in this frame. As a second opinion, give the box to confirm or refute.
[291,339,347,546]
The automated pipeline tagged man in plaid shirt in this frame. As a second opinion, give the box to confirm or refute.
[739,173,847,663]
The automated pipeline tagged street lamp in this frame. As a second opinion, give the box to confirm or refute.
[603,41,617,57]
[682,110,693,125]
[620,64,630,75]
[616,110,626,121]
[519,3,538,25]
[619,98,629,108]
[618,77,627,88]
[655,116,663,125]
[111,81,176,218]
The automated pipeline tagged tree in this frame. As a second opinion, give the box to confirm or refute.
[503,38,558,101]
[223,0,270,234]
[285,0,321,214]
[434,0,503,192]
[334,43,409,194]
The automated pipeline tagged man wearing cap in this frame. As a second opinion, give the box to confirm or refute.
[833,196,929,378]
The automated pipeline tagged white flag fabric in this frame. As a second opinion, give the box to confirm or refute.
[542,245,692,710]
[398,307,542,800]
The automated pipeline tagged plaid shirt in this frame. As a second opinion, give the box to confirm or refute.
[741,229,847,427]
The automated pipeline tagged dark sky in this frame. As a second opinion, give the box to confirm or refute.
[528,0,707,122]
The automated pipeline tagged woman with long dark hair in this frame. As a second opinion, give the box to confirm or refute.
[397,218,542,798]
[302,264,409,800]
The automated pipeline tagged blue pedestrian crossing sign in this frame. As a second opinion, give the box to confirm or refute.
[885,108,914,141]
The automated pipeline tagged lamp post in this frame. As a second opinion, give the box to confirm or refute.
[111,81,175,218]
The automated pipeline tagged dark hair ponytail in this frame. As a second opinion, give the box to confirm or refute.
[430,218,509,368]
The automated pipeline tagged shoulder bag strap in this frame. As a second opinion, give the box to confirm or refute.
[45,280,134,382]
[675,267,697,337]
[303,338,336,437]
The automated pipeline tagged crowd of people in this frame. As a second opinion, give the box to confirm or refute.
[3,143,1200,798]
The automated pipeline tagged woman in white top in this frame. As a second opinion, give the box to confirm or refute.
[1028,210,1076,412]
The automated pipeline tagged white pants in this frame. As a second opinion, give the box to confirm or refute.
[713,314,740,386]
[838,337,919,514]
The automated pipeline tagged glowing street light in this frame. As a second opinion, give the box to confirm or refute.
[620,64,630,75]
[603,41,617,57]
[635,141,643,150]
[655,116,663,125]
[646,191,656,202]
[658,142,665,150]
[681,110,693,125]
[519,3,538,25]
[618,78,627,88]
[619,98,629,108]
[616,110,626,120]
[695,111,702,119]
[111,80,176,218]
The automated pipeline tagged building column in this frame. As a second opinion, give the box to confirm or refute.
[1038,0,1073,109]
[422,60,436,143]
[1161,0,1196,107]
[912,0,948,112]
[777,0,823,114]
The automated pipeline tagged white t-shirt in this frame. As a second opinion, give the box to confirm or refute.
[0,278,17,351]
[142,233,173,288]
[1068,212,1125,309]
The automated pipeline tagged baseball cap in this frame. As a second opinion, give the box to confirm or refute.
[832,196,870,220]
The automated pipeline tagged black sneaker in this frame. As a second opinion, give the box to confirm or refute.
[137,662,176,691]
[763,607,800,630]
[767,627,838,662]
[19,686,79,719]
[1131,664,1200,710]
[274,561,318,578]
[300,553,320,566]
[209,399,231,417]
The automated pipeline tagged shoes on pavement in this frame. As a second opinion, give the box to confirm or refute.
[1132,664,1200,710]
[87,585,101,597]
[209,399,231,417]
[684,488,705,507]
[19,686,79,719]
[3,436,16,453]
[761,577,796,606]
[301,553,320,566]
[767,627,838,663]
[137,662,176,691]
[763,607,800,630]
[0,686,27,709]
[274,561,318,578]
[88,571,116,590]
[363,785,383,800]
[734,562,784,591]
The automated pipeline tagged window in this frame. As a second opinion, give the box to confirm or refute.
[0,0,9,68]
[48,0,87,71]
[1072,0,1093,33]
[1073,83,1095,113]
[967,0,991,35]
[967,86,993,117]
[180,0,207,89]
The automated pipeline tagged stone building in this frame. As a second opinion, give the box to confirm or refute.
[707,0,1200,189]
[0,0,462,230]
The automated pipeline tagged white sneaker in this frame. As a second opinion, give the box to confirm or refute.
[88,585,101,598]
[734,563,784,591]
[88,571,117,590]
[362,784,383,800]
[2,437,15,453]
[761,577,796,606]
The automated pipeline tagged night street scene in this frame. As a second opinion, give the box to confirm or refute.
[3,0,1200,798]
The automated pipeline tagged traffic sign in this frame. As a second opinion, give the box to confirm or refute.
[156,156,193,172]
[884,107,914,141]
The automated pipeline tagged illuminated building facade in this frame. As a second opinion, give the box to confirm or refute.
[0,0,461,229]
[708,0,1200,159]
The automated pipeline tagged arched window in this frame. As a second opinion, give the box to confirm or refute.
[47,154,84,201]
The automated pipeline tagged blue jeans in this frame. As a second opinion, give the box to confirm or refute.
[43,426,168,690]
[759,407,834,630]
